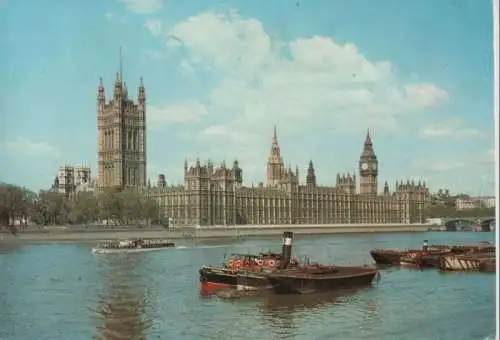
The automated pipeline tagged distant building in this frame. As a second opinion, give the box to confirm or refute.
[456,196,496,210]
[89,61,431,226]
[156,174,166,188]
[53,164,96,197]
[147,128,431,226]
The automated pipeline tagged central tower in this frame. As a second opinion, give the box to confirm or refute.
[358,130,378,195]
[266,125,284,186]
[97,48,147,189]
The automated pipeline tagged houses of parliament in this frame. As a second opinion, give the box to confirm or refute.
[89,69,431,226]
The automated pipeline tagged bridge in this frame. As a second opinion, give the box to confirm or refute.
[443,217,496,231]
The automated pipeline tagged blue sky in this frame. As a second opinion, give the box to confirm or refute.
[0,0,496,195]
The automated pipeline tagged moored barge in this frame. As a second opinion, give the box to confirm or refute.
[267,231,379,294]
[267,265,378,295]
[370,241,496,268]
[439,252,496,272]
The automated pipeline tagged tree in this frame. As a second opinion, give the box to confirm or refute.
[423,204,495,219]
[0,183,36,227]
[98,188,122,224]
[31,190,67,225]
[0,182,163,227]
[142,196,159,225]
[118,190,142,224]
[67,192,99,225]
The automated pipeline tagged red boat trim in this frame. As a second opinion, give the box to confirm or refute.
[200,281,234,293]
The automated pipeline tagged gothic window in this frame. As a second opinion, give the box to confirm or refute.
[133,130,137,151]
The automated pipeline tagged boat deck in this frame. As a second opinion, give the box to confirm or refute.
[270,266,377,279]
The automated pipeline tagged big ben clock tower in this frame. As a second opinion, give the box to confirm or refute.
[359,130,378,195]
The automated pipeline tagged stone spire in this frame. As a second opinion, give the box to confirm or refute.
[306,160,316,187]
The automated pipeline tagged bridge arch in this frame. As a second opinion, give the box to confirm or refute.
[478,218,495,232]
[444,219,476,231]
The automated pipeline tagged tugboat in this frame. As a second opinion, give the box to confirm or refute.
[199,234,301,294]
[91,238,175,254]
[199,251,298,294]
[266,232,379,294]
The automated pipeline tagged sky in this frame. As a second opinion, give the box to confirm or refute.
[0,0,496,195]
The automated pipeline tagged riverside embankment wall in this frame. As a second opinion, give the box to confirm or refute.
[0,223,434,243]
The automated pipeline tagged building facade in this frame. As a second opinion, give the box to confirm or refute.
[148,128,431,226]
[93,63,430,226]
[53,164,95,197]
[456,196,496,210]
[97,72,147,189]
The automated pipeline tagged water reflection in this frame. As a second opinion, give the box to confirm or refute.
[257,287,381,338]
[0,241,24,254]
[93,254,153,340]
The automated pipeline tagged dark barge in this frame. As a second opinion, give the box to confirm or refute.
[370,241,496,268]
[267,265,378,295]
[266,232,379,295]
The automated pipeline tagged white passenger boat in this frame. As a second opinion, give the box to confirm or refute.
[91,238,175,254]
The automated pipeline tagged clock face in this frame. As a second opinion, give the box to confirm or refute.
[372,164,377,170]
[361,163,368,170]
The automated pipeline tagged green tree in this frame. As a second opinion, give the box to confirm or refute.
[142,196,159,226]
[67,192,99,225]
[0,184,28,227]
[118,190,142,224]
[98,188,121,224]
[424,204,495,219]
[33,190,66,225]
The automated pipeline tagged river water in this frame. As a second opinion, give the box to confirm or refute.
[0,232,496,340]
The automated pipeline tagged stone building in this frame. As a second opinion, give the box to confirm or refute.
[96,69,147,189]
[53,164,95,197]
[93,61,430,226]
[148,128,431,226]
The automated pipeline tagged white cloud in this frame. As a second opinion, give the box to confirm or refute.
[144,19,163,36]
[152,11,449,179]
[201,125,249,143]
[161,12,448,132]
[477,148,495,165]
[119,0,162,14]
[145,49,164,60]
[411,158,465,172]
[104,12,114,21]
[412,149,495,172]
[4,138,59,157]
[148,101,207,125]
[419,123,485,140]
[179,59,195,75]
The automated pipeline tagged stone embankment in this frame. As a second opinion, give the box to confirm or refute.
[0,223,435,244]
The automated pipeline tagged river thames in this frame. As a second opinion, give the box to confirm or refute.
[0,231,496,340]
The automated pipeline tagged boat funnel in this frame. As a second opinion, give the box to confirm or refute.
[281,231,294,269]
[422,239,428,251]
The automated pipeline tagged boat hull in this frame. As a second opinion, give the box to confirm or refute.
[267,268,378,295]
[91,245,175,254]
[417,255,441,268]
[235,272,274,291]
[199,267,272,294]
[439,253,496,272]
[370,250,404,265]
